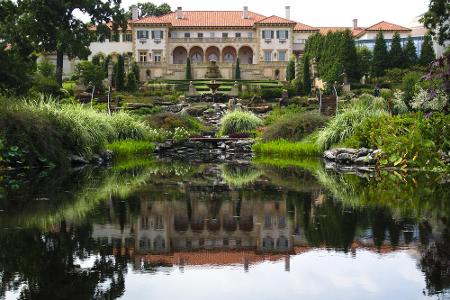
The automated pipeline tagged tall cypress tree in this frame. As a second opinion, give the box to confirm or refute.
[185,57,192,80]
[115,55,125,91]
[286,56,295,81]
[403,36,418,68]
[420,33,436,66]
[372,32,389,77]
[341,30,359,81]
[235,57,241,80]
[302,54,312,95]
[389,32,404,68]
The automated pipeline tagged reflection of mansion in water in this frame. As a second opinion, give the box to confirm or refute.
[91,193,420,268]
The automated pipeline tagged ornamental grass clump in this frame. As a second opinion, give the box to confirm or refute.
[219,110,263,136]
[316,94,389,150]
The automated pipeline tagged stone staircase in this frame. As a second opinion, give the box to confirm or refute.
[320,96,337,116]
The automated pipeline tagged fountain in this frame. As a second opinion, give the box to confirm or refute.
[204,60,221,78]
[206,79,221,102]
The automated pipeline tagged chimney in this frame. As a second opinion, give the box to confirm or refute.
[285,6,290,20]
[176,7,183,19]
[353,19,358,29]
[243,6,249,19]
[131,5,139,21]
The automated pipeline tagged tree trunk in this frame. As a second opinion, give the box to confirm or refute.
[55,50,64,87]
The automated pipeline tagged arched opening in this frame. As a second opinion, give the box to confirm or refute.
[146,69,151,80]
[205,46,220,62]
[275,69,280,80]
[238,46,254,64]
[277,236,289,249]
[189,46,204,63]
[172,46,188,64]
[222,46,237,63]
[262,236,274,250]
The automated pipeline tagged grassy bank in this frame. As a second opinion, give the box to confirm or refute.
[0,95,151,168]
[253,140,320,158]
[106,140,155,160]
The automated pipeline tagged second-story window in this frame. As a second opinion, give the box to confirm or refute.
[152,30,163,40]
[222,33,228,38]
[235,32,241,38]
[262,30,274,39]
[277,30,289,40]
[154,51,161,62]
[184,32,190,38]
[197,33,203,38]
[248,32,253,38]
[123,33,132,42]
[171,31,178,38]
[137,30,149,39]
[210,32,215,38]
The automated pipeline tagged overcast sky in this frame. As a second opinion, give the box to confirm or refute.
[119,0,429,27]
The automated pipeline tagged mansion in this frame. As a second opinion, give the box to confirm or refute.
[57,6,431,80]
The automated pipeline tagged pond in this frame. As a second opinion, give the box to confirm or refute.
[0,159,448,300]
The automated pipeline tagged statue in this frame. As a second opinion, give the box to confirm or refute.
[205,60,221,78]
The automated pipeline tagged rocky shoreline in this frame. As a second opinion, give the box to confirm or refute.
[323,148,381,173]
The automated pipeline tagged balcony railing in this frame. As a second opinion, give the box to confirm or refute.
[169,37,256,44]
[293,42,305,51]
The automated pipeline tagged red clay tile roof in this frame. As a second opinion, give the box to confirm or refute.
[294,23,319,31]
[255,15,296,25]
[90,21,131,31]
[131,11,267,27]
[365,21,411,32]
[317,27,367,37]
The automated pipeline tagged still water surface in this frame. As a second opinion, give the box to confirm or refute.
[0,161,448,299]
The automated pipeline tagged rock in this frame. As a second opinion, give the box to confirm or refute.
[335,148,359,155]
[336,152,355,164]
[356,148,370,157]
[323,149,337,161]
[101,150,113,162]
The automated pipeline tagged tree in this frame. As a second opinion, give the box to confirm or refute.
[420,0,450,46]
[420,34,436,66]
[185,58,192,80]
[127,2,171,18]
[403,36,418,68]
[74,61,105,89]
[131,62,140,82]
[286,56,296,81]
[302,55,312,95]
[15,0,126,87]
[340,30,359,81]
[389,32,404,68]
[115,55,125,91]
[372,32,389,77]
[125,72,137,92]
[235,57,241,80]
[357,46,373,77]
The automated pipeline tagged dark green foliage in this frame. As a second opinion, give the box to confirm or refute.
[420,34,436,66]
[0,43,35,95]
[143,112,204,133]
[372,32,389,77]
[286,56,295,81]
[261,88,282,99]
[401,71,422,101]
[37,57,55,78]
[75,61,105,89]
[127,2,172,18]
[357,46,373,76]
[125,72,138,92]
[10,0,126,86]
[350,112,450,168]
[115,55,125,91]
[132,62,140,82]
[302,55,312,95]
[389,32,404,68]
[185,58,192,80]
[262,111,328,142]
[303,30,359,86]
[403,36,418,68]
[235,57,241,80]
[31,75,60,96]
[420,0,450,45]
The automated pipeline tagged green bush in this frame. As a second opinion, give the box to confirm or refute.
[264,104,305,125]
[401,71,422,102]
[261,88,282,99]
[143,112,205,134]
[316,94,389,150]
[350,113,450,168]
[262,111,328,142]
[218,110,263,136]
[74,61,105,89]
[31,74,60,96]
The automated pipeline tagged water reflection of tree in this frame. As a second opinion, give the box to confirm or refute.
[0,223,126,299]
